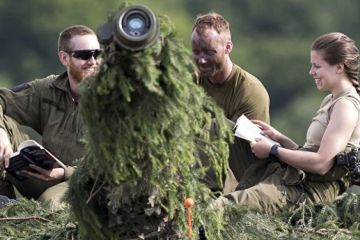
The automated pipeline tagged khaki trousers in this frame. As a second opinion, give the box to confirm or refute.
[1,115,67,209]
[214,167,341,214]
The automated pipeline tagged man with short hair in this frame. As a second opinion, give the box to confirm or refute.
[191,13,270,192]
[0,25,101,208]
[191,12,270,123]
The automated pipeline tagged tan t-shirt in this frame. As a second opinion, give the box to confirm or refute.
[303,87,360,150]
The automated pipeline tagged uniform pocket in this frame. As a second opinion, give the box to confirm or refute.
[282,166,306,186]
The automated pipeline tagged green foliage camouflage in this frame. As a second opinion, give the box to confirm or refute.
[222,192,360,239]
[2,192,360,239]
[68,3,232,239]
[0,198,78,240]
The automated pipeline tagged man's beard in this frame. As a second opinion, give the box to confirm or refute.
[199,62,222,79]
[68,65,87,84]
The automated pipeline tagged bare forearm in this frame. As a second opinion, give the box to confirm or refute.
[277,148,333,174]
[278,134,298,149]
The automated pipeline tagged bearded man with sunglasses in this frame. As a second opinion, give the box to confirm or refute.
[0,25,101,209]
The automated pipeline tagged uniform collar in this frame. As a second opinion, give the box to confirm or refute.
[51,72,71,93]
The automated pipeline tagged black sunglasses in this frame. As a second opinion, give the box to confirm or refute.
[66,49,102,60]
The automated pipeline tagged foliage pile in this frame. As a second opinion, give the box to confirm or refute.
[68,3,231,240]
[2,192,360,239]
[222,192,360,240]
[0,198,78,240]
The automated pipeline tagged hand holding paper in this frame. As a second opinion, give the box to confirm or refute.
[234,115,280,146]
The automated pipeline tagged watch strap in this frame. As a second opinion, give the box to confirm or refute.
[269,144,280,159]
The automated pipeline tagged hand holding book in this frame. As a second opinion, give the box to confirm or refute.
[234,115,280,146]
[20,164,65,181]
[6,140,65,181]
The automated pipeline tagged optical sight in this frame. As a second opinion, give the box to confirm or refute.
[97,5,160,51]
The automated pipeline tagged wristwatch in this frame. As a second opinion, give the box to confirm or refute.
[269,144,280,159]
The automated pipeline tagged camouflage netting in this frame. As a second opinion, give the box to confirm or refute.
[67,3,232,240]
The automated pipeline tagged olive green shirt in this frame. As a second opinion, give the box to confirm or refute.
[0,72,84,169]
[198,64,270,123]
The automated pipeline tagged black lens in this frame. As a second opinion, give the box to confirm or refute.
[122,10,149,38]
[126,15,146,36]
[70,49,102,60]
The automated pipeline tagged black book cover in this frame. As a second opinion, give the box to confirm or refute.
[6,140,65,181]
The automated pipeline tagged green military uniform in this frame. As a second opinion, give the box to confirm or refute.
[0,115,29,198]
[198,64,270,191]
[0,72,84,208]
[214,87,360,214]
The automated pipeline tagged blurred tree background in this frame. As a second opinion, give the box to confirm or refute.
[1,0,360,143]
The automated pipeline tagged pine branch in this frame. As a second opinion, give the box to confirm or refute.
[0,216,51,222]
[86,173,106,204]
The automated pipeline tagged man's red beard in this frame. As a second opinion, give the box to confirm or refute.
[68,60,88,83]
[69,67,86,83]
